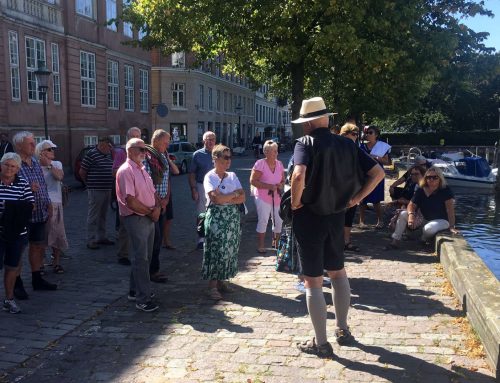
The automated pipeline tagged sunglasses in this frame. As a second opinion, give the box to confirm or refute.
[133,147,147,153]
[44,148,54,152]
[221,155,232,160]
[425,175,439,181]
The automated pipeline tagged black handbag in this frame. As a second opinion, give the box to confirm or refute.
[279,189,292,225]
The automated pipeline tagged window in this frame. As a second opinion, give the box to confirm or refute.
[197,122,204,143]
[223,92,227,113]
[172,52,185,68]
[106,0,117,31]
[107,60,119,109]
[109,135,121,145]
[34,136,46,144]
[76,0,94,18]
[216,89,220,112]
[138,26,147,40]
[80,51,96,107]
[229,93,232,113]
[199,85,204,110]
[51,43,61,104]
[124,65,134,111]
[84,135,98,146]
[139,69,148,113]
[123,0,133,37]
[26,36,46,102]
[8,31,20,101]
[172,83,185,108]
[208,87,213,111]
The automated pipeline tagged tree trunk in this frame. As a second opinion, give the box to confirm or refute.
[290,60,305,140]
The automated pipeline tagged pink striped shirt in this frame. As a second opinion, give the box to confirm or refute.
[116,158,156,216]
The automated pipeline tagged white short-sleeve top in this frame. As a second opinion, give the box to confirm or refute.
[203,169,242,207]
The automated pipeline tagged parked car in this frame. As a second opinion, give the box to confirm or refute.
[168,141,196,174]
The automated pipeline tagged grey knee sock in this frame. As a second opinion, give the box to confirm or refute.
[331,276,351,330]
[305,287,328,345]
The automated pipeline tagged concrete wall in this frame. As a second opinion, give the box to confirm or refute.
[437,234,500,379]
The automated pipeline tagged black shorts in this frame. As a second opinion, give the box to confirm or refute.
[164,196,173,220]
[292,207,345,277]
[344,205,357,228]
[0,235,28,269]
[28,221,47,244]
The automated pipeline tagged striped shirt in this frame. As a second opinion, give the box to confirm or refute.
[0,175,35,235]
[81,147,114,190]
[19,157,51,223]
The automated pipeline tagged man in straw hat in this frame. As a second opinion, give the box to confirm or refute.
[290,97,384,357]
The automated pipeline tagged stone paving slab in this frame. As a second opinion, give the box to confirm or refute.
[0,155,496,382]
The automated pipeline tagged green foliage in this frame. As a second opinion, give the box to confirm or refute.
[382,130,500,146]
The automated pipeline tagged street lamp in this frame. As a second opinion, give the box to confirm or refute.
[34,64,52,139]
[235,103,243,149]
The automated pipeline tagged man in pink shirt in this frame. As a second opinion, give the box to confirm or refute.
[116,138,161,312]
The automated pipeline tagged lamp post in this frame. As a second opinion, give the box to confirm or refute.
[34,65,52,139]
[235,103,242,148]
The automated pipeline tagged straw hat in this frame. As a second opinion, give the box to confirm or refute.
[291,97,333,124]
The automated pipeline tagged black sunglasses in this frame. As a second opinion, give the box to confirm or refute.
[222,155,232,160]
[133,147,147,153]
[425,175,439,180]
[44,148,54,152]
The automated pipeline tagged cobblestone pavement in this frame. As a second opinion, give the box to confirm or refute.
[0,153,495,382]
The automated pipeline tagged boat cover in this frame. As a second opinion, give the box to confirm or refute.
[455,157,491,178]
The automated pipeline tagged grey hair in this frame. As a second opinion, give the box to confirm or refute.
[263,140,278,154]
[1,152,22,168]
[203,131,216,141]
[126,127,141,139]
[12,131,34,147]
[126,138,144,152]
[151,129,170,144]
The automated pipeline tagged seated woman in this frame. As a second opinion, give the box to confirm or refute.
[388,165,426,209]
[386,166,458,249]
[202,144,246,300]
[389,156,428,201]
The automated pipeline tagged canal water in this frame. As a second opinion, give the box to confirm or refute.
[454,191,500,280]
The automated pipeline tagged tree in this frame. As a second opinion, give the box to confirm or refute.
[123,0,492,123]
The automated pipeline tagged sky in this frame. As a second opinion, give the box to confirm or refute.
[460,0,500,52]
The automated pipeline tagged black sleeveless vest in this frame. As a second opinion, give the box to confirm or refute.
[300,128,364,215]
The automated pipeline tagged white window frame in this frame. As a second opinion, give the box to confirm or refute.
[8,31,20,101]
[34,136,46,144]
[80,51,96,107]
[123,0,133,37]
[107,60,119,110]
[109,135,121,145]
[25,36,46,103]
[199,85,204,110]
[106,0,117,31]
[124,64,134,111]
[208,87,213,111]
[84,135,98,146]
[51,43,61,104]
[76,0,95,19]
[216,89,221,112]
[172,83,185,108]
[139,69,149,113]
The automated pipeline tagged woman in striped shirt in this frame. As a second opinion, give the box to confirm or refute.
[0,153,34,314]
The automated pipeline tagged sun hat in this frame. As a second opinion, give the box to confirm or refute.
[291,97,334,124]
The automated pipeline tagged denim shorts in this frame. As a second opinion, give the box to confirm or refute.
[0,234,28,269]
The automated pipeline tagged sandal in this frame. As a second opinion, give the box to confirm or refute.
[297,337,334,358]
[344,243,360,252]
[375,223,384,230]
[257,248,267,254]
[208,287,222,300]
[150,273,168,283]
[54,265,64,274]
[217,281,235,293]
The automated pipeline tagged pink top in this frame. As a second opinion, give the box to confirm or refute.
[252,158,284,204]
[116,158,156,216]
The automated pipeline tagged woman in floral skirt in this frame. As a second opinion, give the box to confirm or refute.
[202,144,245,300]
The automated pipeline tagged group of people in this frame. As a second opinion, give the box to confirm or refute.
[0,131,67,314]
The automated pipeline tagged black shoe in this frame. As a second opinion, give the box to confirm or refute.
[136,301,159,312]
[118,258,131,266]
[297,338,334,358]
[14,277,29,300]
[32,277,57,291]
[335,328,355,345]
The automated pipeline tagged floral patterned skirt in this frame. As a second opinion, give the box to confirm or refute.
[202,204,241,280]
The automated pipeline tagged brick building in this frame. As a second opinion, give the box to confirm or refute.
[0,0,151,169]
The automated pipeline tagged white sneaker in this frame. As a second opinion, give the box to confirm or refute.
[3,299,21,314]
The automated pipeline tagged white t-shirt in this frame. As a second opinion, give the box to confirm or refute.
[42,160,62,203]
[203,169,242,207]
